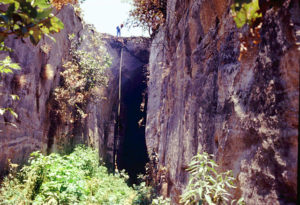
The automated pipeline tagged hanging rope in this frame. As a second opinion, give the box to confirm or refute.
[113,41,124,174]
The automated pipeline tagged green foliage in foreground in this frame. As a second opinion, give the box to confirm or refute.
[0,146,136,205]
[0,146,171,205]
[132,179,170,205]
[180,152,245,205]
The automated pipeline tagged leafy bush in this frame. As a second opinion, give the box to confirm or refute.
[133,181,153,205]
[180,152,244,205]
[0,146,136,205]
[0,146,171,205]
[53,29,111,125]
[132,176,171,205]
[151,196,171,205]
[69,29,111,89]
[54,61,88,123]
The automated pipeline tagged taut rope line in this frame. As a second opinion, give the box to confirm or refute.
[113,40,124,174]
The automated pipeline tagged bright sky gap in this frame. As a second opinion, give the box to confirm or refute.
[81,0,148,37]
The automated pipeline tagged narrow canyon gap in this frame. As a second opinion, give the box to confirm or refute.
[97,37,151,184]
[116,62,149,184]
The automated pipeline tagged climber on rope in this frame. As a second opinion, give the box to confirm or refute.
[116,24,124,37]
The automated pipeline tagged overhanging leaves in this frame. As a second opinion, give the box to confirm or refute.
[0,0,64,45]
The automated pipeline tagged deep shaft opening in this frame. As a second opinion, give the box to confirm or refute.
[116,66,149,185]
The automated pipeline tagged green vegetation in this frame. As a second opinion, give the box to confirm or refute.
[0,146,135,204]
[0,0,64,45]
[0,56,20,118]
[0,56,20,74]
[180,152,244,205]
[132,178,170,205]
[231,0,262,28]
[0,146,171,205]
[53,29,110,126]
[150,196,171,205]
[69,29,111,89]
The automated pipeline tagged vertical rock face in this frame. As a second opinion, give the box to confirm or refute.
[146,0,299,204]
[0,5,83,177]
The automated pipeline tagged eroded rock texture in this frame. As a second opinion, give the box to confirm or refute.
[0,5,83,177]
[146,0,299,204]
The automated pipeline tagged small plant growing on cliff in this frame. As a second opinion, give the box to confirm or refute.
[132,173,171,205]
[231,0,262,28]
[53,29,111,125]
[69,29,111,88]
[180,152,244,205]
[54,61,88,123]
[230,0,263,61]
[0,56,20,119]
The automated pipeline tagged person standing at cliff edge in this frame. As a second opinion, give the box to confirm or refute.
[116,24,124,37]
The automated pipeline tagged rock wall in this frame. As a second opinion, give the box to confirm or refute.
[0,5,83,177]
[146,0,299,204]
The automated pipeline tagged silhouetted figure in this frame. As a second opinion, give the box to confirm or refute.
[116,26,121,37]
[116,24,124,37]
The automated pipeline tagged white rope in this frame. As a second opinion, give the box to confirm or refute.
[113,42,124,174]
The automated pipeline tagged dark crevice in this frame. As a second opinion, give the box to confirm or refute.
[46,92,61,154]
[46,107,58,154]
[116,65,149,185]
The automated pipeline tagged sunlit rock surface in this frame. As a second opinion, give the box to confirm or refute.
[146,0,298,204]
[0,5,83,177]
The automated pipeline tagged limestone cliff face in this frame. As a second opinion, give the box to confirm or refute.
[0,5,83,177]
[146,0,299,204]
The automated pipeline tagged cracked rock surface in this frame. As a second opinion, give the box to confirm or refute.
[146,0,298,204]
